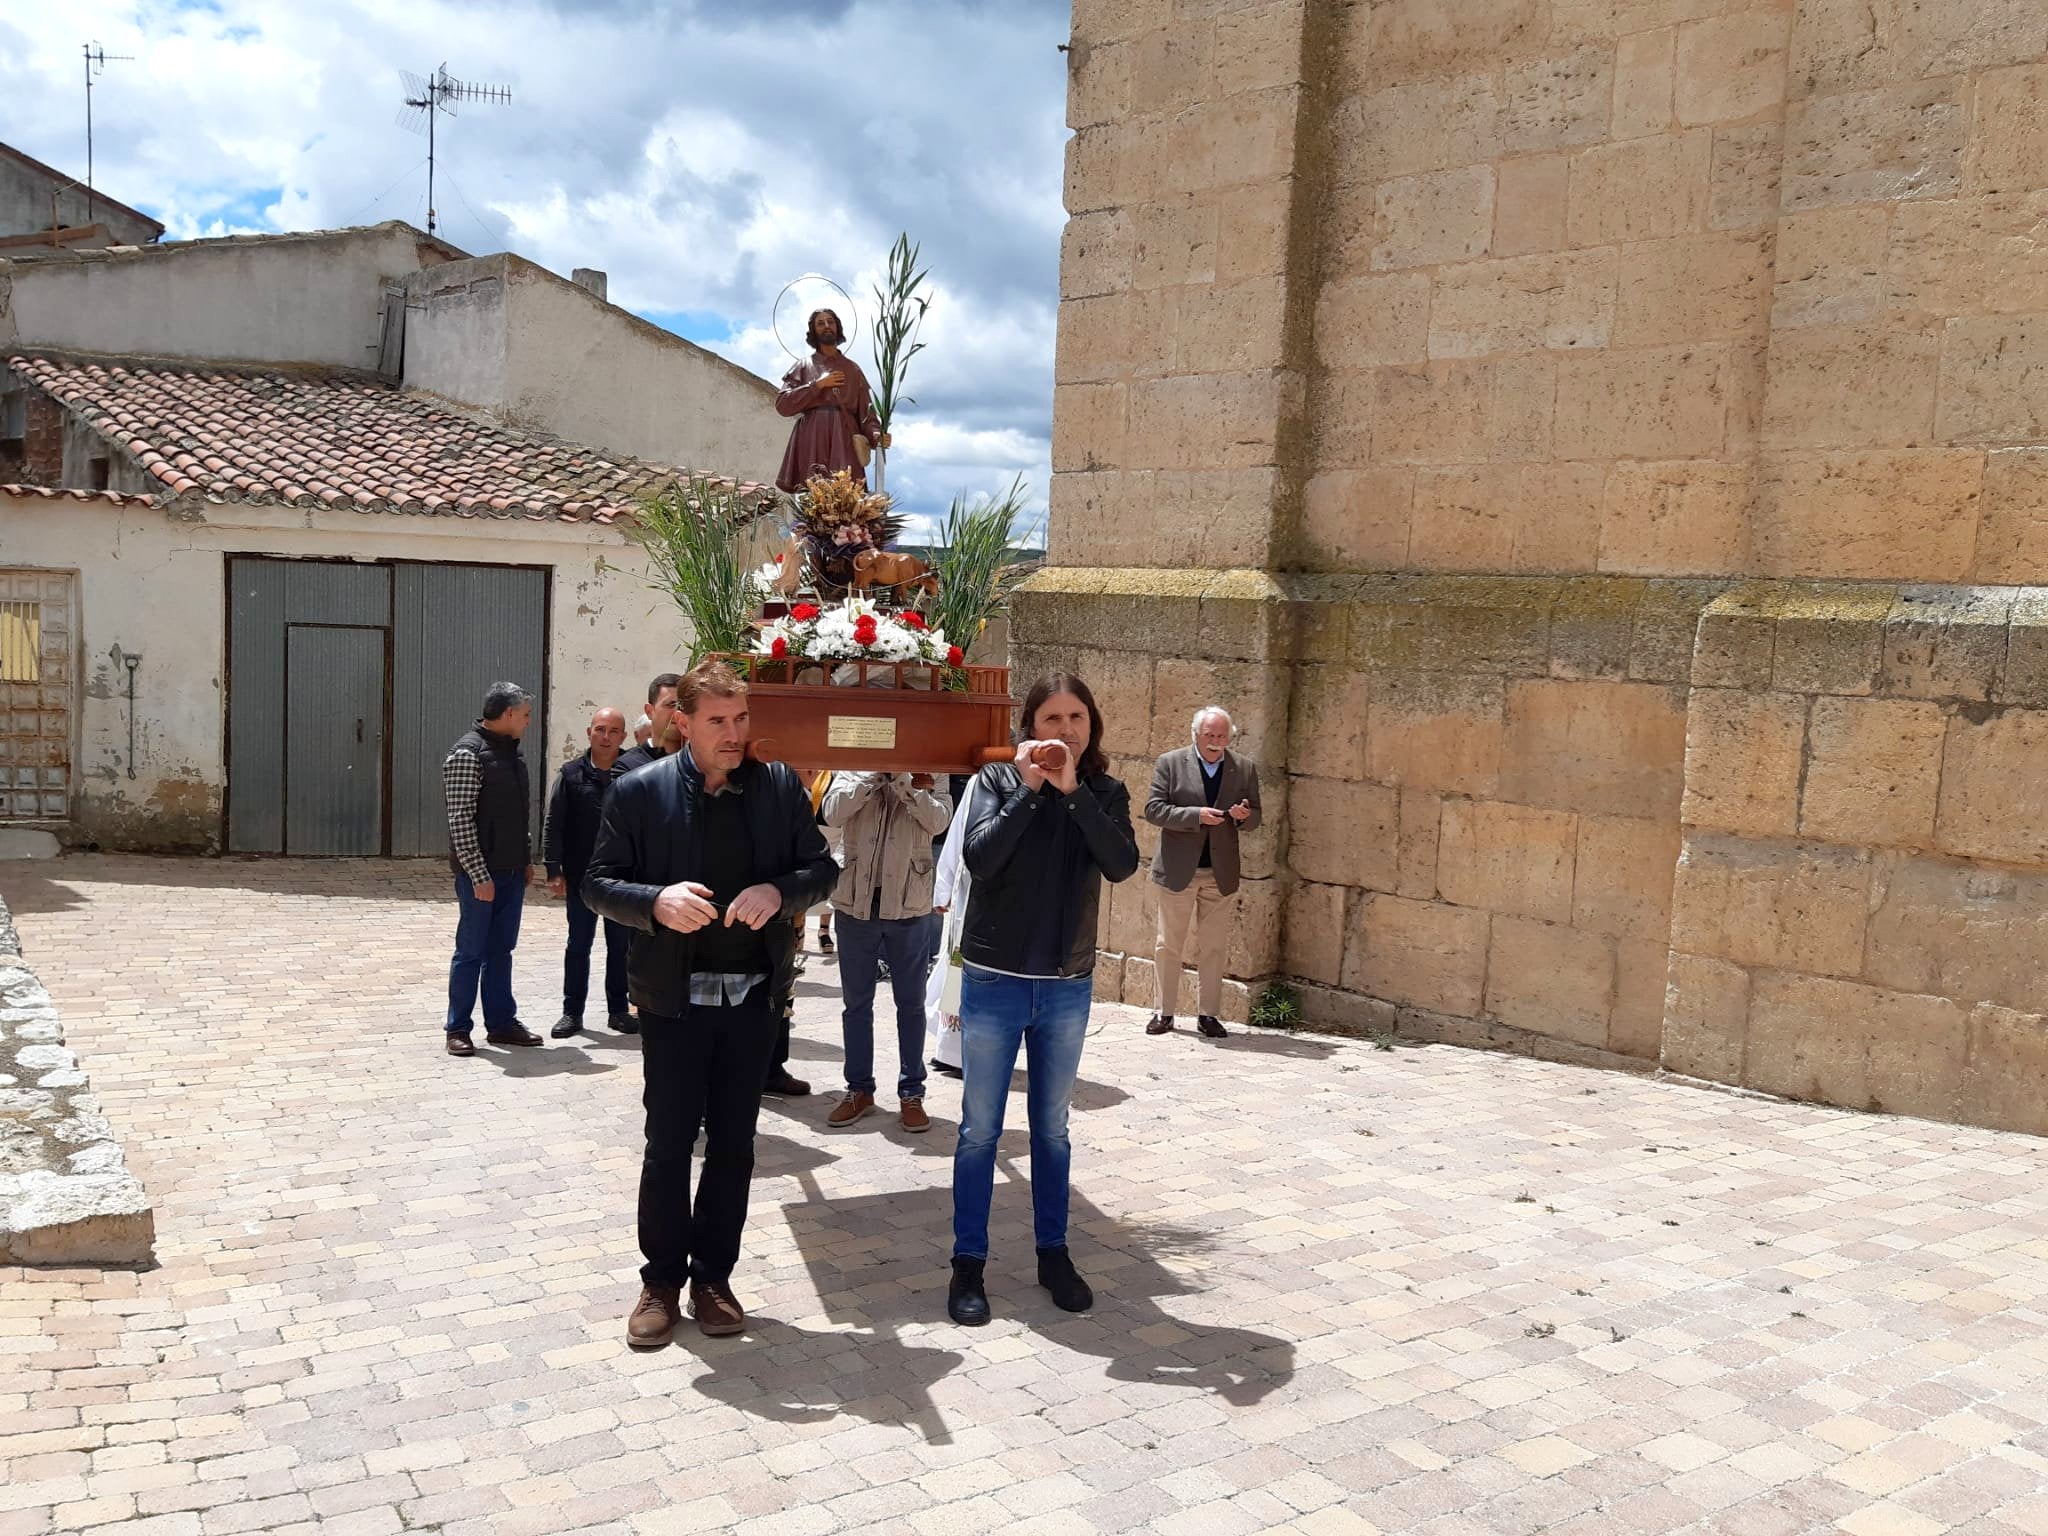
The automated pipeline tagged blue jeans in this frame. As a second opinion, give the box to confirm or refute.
[836,912,935,1098]
[563,882,629,1019]
[447,868,524,1034]
[951,967,1093,1259]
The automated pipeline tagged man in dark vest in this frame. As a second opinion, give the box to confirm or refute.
[443,682,544,1057]
[585,659,837,1346]
[544,706,635,1038]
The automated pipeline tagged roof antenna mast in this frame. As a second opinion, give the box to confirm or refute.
[396,63,512,236]
[83,41,134,224]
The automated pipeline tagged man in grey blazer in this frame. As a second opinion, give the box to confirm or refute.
[1143,707,1261,1039]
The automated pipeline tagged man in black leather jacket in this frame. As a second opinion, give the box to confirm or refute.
[584,660,837,1348]
[947,673,1139,1328]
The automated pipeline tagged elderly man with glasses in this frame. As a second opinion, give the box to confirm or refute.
[1143,706,1261,1039]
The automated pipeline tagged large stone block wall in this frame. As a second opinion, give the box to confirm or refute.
[1010,570,1297,1024]
[1030,0,2048,1128]
[1296,0,2048,583]
[1667,583,2048,1133]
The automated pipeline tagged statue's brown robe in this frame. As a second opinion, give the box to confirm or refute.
[776,352,884,494]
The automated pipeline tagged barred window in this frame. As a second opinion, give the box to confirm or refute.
[0,573,73,822]
[0,600,38,684]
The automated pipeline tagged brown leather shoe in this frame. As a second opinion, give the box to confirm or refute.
[690,1280,746,1337]
[626,1284,680,1350]
[826,1090,876,1129]
[485,1024,544,1046]
[445,1032,475,1057]
[900,1097,930,1134]
[1146,1015,1174,1036]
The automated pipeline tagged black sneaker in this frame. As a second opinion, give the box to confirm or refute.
[551,1013,584,1039]
[607,1012,639,1035]
[1197,1015,1229,1039]
[1036,1246,1093,1312]
[948,1257,990,1326]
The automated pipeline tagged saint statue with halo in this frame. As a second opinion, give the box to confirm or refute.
[773,283,889,495]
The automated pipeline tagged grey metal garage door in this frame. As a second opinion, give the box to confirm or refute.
[226,556,547,856]
[284,625,386,855]
[391,563,548,857]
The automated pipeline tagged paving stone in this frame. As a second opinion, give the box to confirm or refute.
[0,856,2046,1535]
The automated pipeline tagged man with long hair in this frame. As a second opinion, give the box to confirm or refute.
[584,660,838,1347]
[773,307,889,494]
[946,674,1140,1326]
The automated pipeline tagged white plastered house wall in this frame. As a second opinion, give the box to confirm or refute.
[1,491,768,852]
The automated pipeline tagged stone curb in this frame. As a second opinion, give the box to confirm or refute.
[0,888,155,1265]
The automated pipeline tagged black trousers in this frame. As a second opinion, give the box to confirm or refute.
[765,984,794,1080]
[563,882,629,1018]
[638,987,776,1288]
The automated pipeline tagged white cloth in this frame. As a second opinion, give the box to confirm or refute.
[922,776,982,1071]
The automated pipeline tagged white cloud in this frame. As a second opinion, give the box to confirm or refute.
[2,0,1071,531]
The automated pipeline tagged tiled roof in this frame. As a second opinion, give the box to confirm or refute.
[0,353,773,523]
[0,484,154,507]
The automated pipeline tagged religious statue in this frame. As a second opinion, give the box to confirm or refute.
[775,308,890,495]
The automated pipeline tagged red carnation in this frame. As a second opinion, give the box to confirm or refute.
[900,611,928,630]
[790,602,819,622]
[770,636,789,659]
[853,616,880,646]
[946,645,965,667]
[774,552,785,564]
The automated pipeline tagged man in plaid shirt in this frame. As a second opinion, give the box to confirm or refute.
[443,682,544,1056]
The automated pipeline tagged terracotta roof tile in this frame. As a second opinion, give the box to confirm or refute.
[0,353,775,524]
[0,484,153,507]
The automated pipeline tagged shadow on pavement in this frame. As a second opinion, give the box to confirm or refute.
[758,1092,957,1162]
[0,864,92,916]
[735,1158,1296,1442]
[0,854,460,906]
[1210,1029,1343,1060]
[678,1314,967,1446]
[472,1043,620,1078]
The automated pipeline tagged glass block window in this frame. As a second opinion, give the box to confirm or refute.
[0,570,74,822]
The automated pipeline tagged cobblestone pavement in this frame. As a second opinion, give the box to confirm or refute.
[3,857,2048,1536]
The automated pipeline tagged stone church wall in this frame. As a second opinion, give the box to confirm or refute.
[1025,0,2048,1131]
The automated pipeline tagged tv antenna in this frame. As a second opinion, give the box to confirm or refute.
[396,63,512,236]
[82,42,134,224]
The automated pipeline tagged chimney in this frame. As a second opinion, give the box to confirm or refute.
[571,267,609,303]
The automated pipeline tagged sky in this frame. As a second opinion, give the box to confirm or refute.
[0,0,1071,542]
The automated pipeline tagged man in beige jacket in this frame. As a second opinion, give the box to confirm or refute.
[820,772,954,1130]
[1144,708,1261,1039]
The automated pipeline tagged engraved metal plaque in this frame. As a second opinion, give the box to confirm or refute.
[827,715,898,750]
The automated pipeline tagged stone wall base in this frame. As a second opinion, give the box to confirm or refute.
[1013,566,2048,1136]
[0,893,155,1267]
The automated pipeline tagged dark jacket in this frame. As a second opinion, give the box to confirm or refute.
[615,741,669,775]
[582,751,839,1018]
[447,724,530,877]
[959,763,1140,980]
[543,751,624,880]
[1146,745,1263,895]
